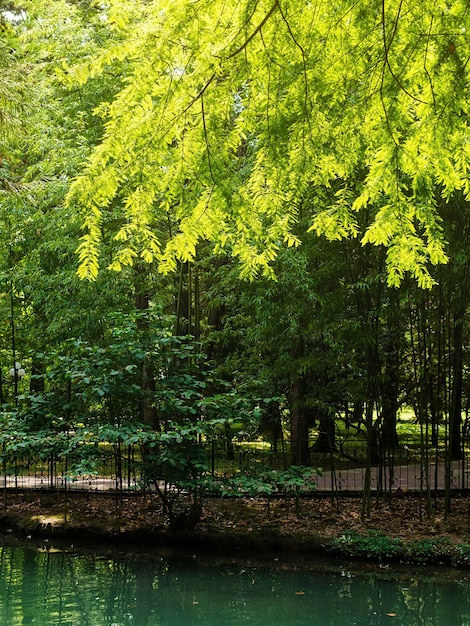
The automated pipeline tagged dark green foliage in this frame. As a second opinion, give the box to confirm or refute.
[214,466,319,498]
[452,544,470,567]
[212,465,320,517]
[402,537,452,565]
[330,530,456,566]
[330,530,403,562]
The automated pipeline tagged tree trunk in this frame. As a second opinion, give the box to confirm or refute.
[311,406,336,453]
[379,290,401,451]
[449,315,464,461]
[259,401,283,452]
[361,401,374,520]
[29,357,45,395]
[135,292,159,430]
[289,376,310,466]
[176,261,191,336]
[380,365,399,450]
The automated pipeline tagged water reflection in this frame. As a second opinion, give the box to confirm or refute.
[0,537,469,625]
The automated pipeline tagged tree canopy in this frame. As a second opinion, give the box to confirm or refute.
[59,0,470,286]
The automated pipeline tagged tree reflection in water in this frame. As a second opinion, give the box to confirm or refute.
[0,541,469,625]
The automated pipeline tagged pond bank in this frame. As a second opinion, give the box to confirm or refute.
[1,491,470,567]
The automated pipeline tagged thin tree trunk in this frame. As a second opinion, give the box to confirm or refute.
[449,315,464,461]
[135,292,159,430]
[290,375,310,466]
[361,401,374,520]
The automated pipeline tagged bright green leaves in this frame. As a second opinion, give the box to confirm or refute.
[308,0,469,287]
[76,206,102,280]
[65,0,296,279]
[309,188,359,242]
[60,0,470,285]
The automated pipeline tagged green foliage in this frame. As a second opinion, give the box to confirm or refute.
[0,416,70,465]
[215,465,319,498]
[2,0,470,532]
[142,424,209,489]
[13,308,213,430]
[402,537,452,565]
[57,0,470,286]
[330,530,456,565]
[330,530,403,562]
[452,543,470,567]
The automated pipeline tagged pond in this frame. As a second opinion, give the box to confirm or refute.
[0,536,470,625]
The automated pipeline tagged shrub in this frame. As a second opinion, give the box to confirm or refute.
[452,543,470,567]
[330,530,403,561]
[402,537,451,565]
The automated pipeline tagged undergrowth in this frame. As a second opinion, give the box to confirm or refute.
[329,529,469,566]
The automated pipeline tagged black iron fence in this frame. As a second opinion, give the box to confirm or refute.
[1,438,469,494]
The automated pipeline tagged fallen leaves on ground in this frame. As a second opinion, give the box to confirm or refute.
[2,492,470,548]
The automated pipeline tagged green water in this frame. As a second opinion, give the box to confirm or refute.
[0,538,470,625]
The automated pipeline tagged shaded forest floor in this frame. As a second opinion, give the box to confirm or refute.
[1,491,470,565]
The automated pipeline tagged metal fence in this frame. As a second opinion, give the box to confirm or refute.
[1,438,469,494]
[208,440,470,493]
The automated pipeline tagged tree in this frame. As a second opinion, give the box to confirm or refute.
[3,0,470,513]
[0,6,23,147]
[60,0,469,287]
